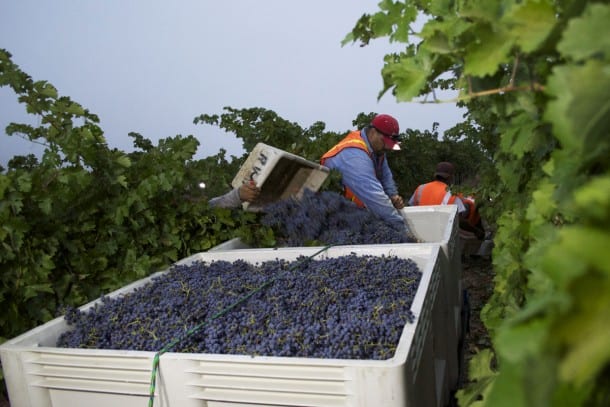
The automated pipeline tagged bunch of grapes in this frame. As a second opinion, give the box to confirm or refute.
[261,190,417,246]
[57,254,422,360]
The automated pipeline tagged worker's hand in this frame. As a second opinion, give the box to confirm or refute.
[238,181,261,203]
[390,194,405,209]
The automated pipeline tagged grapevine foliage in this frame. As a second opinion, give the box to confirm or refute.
[57,254,422,360]
[0,49,271,347]
[261,189,417,246]
[345,0,610,405]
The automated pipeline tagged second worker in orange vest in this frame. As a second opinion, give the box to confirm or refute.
[320,114,407,233]
[409,162,485,239]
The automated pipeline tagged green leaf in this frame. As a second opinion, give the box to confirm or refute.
[503,0,556,53]
[0,174,11,198]
[495,318,549,363]
[116,155,132,168]
[463,24,514,77]
[470,348,497,379]
[16,173,32,193]
[553,271,610,385]
[543,227,610,290]
[420,17,471,54]
[382,50,433,101]
[458,0,502,23]
[456,349,497,406]
[573,175,610,223]
[39,83,58,98]
[498,112,539,158]
[23,283,54,301]
[66,103,85,116]
[544,60,610,154]
[557,3,610,62]
[526,178,556,224]
[38,198,52,215]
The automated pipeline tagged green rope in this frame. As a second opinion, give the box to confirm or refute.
[147,245,333,406]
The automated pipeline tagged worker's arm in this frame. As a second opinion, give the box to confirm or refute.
[379,158,404,209]
[208,183,260,209]
[455,197,485,239]
[323,149,405,231]
[208,188,242,209]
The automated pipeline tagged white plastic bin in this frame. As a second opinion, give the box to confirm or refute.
[400,205,462,398]
[1,244,445,407]
[232,143,330,211]
[210,205,463,398]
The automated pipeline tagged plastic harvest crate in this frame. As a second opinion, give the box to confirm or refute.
[1,244,445,407]
[209,205,463,401]
[231,142,330,212]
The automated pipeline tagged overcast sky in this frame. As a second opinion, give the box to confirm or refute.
[0,0,465,166]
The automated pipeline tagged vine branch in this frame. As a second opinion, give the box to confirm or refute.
[417,82,545,104]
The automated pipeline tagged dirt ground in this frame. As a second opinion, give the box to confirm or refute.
[455,254,495,394]
[0,255,495,407]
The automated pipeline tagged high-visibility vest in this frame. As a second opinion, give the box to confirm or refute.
[320,130,384,208]
[460,195,481,227]
[412,180,456,206]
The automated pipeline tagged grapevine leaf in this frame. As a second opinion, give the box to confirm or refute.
[0,174,10,198]
[455,349,497,406]
[115,155,131,168]
[420,17,471,54]
[482,360,531,407]
[370,11,394,37]
[470,348,497,379]
[498,112,539,158]
[495,318,549,363]
[39,83,58,98]
[16,173,32,193]
[428,0,454,16]
[38,198,52,215]
[382,51,433,101]
[503,0,556,53]
[573,175,610,223]
[463,24,514,77]
[557,3,610,62]
[65,103,85,116]
[23,283,54,301]
[543,227,610,291]
[551,263,610,385]
[544,60,610,153]
[458,0,502,23]
[526,178,556,224]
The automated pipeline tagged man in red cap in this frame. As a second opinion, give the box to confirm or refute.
[320,114,406,232]
[409,161,485,239]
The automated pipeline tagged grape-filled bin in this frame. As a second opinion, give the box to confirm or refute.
[1,244,447,407]
[399,205,462,399]
[211,204,463,400]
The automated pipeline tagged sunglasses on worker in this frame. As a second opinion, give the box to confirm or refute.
[373,126,400,141]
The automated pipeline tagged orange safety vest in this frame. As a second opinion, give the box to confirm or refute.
[320,130,382,208]
[459,195,481,227]
[412,180,457,206]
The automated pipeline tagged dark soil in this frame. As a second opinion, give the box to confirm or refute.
[453,254,495,402]
[0,255,495,407]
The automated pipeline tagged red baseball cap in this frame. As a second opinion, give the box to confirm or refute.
[371,114,401,150]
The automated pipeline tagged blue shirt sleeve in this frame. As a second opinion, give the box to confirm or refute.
[380,157,398,197]
[323,148,405,230]
[208,188,242,209]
